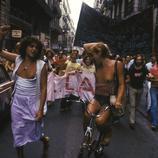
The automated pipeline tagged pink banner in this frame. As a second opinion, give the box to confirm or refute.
[47,72,95,102]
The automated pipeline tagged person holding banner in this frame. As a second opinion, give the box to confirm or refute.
[83,42,125,155]
[80,55,96,73]
[60,50,81,112]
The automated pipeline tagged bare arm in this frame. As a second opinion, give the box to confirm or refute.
[0,50,18,62]
[36,64,48,121]
[0,25,10,41]
[115,61,125,108]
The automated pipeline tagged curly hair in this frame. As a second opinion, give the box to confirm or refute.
[19,36,43,60]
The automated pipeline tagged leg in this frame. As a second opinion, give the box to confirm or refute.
[83,99,101,131]
[60,97,68,112]
[96,107,111,145]
[95,108,111,155]
[16,146,24,158]
[147,82,151,111]
[82,99,101,148]
[150,87,158,129]
[136,88,143,109]
[41,135,50,149]
[129,86,137,127]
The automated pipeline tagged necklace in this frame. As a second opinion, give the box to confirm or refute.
[23,65,29,70]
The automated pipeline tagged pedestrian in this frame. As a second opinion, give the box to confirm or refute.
[148,57,158,130]
[44,48,55,72]
[60,50,81,112]
[82,42,125,155]
[80,54,95,73]
[127,54,149,129]
[0,36,48,158]
[146,55,157,113]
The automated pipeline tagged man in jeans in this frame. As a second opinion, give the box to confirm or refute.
[127,54,148,129]
[148,59,158,130]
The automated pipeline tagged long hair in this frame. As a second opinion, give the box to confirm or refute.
[83,42,111,58]
[19,36,43,60]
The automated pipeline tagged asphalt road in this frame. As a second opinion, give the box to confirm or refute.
[0,99,158,158]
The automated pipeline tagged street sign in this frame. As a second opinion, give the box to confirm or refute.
[11,30,22,38]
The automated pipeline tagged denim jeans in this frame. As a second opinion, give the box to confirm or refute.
[150,87,158,126]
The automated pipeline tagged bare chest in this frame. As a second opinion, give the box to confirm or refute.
[96,65,115,82]
[16,63,36,79]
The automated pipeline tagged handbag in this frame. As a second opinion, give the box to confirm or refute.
[110,61,125,118]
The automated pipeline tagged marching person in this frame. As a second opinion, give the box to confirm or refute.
[148,57,158,130]
[82,42,125,155]
[127,54,149,129]
[60,50,81,112]
[0,36,48,158]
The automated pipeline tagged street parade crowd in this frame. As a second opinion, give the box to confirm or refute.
[0,25,158,157]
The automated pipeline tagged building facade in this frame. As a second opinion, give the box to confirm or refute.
[59,0,75,52]
[93,0,158,56]
[0,0,62,50]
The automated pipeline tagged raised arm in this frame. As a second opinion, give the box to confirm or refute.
[0,25,10,41]
[0,25,17,62]
[0,50,18,62]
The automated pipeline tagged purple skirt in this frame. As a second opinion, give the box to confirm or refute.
[11,93,42,147]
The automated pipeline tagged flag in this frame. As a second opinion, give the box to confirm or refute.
[74,2,111,47]
[74,3,152,56]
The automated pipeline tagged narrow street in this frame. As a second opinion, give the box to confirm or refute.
[0,100,158,158]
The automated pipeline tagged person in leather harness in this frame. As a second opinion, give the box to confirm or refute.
[82,42,125,154]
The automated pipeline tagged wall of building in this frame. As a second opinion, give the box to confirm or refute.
[93,0,157,55]
[59,0,75,52]
[0,0,62,50]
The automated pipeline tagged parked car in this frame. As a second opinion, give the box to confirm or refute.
[0,64,14,129]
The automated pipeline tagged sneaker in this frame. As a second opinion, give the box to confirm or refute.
[151,125,157,131]
[129,123,135,130]
[41,136,50,149]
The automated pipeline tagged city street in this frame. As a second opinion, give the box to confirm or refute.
[0,100,158,158]
[0,1,158,158]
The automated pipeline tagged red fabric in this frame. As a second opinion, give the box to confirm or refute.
[150,65,158,79]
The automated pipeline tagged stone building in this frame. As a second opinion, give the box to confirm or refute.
[0,0,62,50]
[59,0,75,52]
[93,0,158,56]
[94,0,158,54]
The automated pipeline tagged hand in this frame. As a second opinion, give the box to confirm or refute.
[0,25,10,40]
[35,110,44,121]
[147,73,154,79]
[114,101,122,109]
